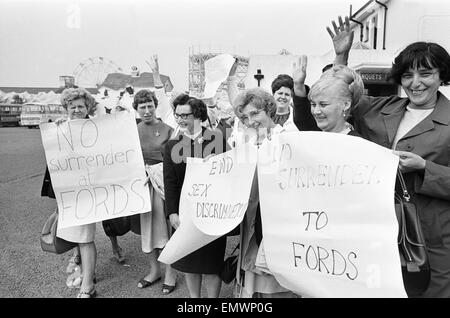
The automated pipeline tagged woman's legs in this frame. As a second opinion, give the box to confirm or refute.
[164,263,177,286]
[109,236,125,263]
[204,274,222,298]
[78,242,97,293]
[163,224,177,288]
[145,250,161,281]
[184,273,202,298]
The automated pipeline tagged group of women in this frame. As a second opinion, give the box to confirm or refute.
[41,15,450,298]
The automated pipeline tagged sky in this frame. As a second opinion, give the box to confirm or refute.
[0,0,370,91]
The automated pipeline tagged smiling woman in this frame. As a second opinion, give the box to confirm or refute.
[327,15,450,297]
[163,94,229,298]
[41,87,99,298]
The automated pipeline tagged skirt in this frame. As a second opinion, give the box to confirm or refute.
[57,222,96,244]
[140,183,169,253]
[171,235,227,274]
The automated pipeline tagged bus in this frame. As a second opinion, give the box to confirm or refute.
[0,104,22,127]
[20,102,67,128]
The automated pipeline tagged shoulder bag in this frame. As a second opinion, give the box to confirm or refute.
[395,170,430,295]
[40,209,77,254]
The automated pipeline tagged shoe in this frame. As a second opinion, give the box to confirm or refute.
[66,266,82,289]
[137,276,161,289]
[76,287,97,298]
[161,283,176,295]
[113,248,126,264]
[66,269,97,289]
[66,255,82,273]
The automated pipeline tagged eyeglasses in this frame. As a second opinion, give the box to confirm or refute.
[174,112,193,120]
[241,109,264,122]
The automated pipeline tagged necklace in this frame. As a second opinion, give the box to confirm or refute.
[155,131,160,137]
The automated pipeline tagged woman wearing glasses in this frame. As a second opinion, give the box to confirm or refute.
[163,94,229,298]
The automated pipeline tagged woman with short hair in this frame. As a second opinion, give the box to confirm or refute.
[232,87,297,298]
[131,89,177,294]
[42,87,98,298]
[327,15,450,297]
[306,64,364,136]
[163,94,229,298]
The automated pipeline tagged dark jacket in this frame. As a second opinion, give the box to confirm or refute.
[41,167,55,199]
[352,92,450,297]
[163,127,229,217]
[162,127,229,274]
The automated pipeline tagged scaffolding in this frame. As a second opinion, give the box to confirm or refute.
[188,47,248,104]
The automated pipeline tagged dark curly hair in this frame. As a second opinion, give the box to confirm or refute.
[132,89,159,110]
[390,42,450,86]
[172,94,208,121]
[271,74,294,94]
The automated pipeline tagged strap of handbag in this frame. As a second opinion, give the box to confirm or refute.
[396,169,422,273]
[397,170,410,202]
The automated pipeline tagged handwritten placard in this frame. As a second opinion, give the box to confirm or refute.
[40,112,151,229]
[256,131,406,298]
[189,146,257,235]
[159,144,257,264]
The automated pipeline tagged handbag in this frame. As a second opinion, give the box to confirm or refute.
[395,170,430,295]
[220,244,239,284]
[102,216,131,237]
[40,209,77,254]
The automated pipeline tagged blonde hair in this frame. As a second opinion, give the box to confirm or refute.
[309,65,364,107]
[60,87,97,112]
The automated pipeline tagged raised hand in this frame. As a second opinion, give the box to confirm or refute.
[293,55,307,85]
[293,55,308,97]
[326,16,353,57]
[146,54,159,73]
[146,54,163,88]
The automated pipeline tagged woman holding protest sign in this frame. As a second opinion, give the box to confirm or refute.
[132,86,178,295]
[41,87,98,298]
[231,87,297,298]
[163,94,229,298]
[325,15,450,297]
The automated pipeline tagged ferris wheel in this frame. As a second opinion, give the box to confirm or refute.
[73,57,123,88]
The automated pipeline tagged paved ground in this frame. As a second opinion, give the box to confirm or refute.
[0,127,237,298]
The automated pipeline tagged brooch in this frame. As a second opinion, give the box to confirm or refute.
[197,137,204,144]
[155,131,160,137]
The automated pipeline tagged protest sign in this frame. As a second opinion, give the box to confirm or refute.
[203,54,236,99]
[40,112,151,229]
[159,144,257,264]
[256,131,406,297]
